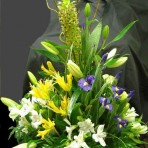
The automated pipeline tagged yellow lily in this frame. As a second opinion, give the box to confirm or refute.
[30,79,53,100]
[37,118,55,139]
[48,96,70,116]
[41,61,57,76]
[55,73,72,91]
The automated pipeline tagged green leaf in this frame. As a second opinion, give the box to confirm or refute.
[33,48,60,62]
[70,103,82,124]
[68,89,82,116]
[111,20,138,43]
[88,20,102,54]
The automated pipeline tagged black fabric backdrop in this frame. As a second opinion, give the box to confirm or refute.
[1,0,148,147]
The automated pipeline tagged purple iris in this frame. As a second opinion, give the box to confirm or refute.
[112,86,125,99]
[78,75,95,91]
[128,90,134,99]
[100,53,108,64]
[99,97,113,111]
[115,71,122,80]
[114,116,128,131]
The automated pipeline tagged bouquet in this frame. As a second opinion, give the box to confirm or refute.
[1,0,148,147]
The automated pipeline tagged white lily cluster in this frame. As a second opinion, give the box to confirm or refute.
[8,97,43,134]
[65,118,107,148]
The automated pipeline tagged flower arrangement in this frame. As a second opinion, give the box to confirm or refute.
[1,0,148,147]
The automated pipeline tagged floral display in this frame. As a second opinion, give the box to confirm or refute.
[1,0,147,147]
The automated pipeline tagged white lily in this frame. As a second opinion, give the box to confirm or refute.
[78,118,95,134]
[132,123,148,136]
[65,131,89,148]
[92,125,107,147]
[66,125,77,140]
[30,110,42,129]
[9,106,20,121]
[19,98,34,117]
[124,107,139,122]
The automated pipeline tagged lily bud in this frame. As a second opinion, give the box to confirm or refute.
[12,143,27,148]
[122,103,130,114]
[12,142,37,148]
[107,48,117,59]
[84,3,91,18]
[67,60,83,78]
[103,74,115,85]
[120,91,128,101]
[102,25,109,40]
[41,41,59,55]
[1,97,19,108]
[27,71,38,85]
[105,57,128,68]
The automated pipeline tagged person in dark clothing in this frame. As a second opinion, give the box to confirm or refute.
[1,0,148,147]
[23,0,148,122]
[23,0,148,146]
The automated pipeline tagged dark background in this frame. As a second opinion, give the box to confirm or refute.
[1,0,50,147]
[1,0,49,101]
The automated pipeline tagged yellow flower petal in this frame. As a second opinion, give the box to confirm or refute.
[48,96,70,116]
[55,73,72,91]
[41,61,57,76]
[30,79,53,100]
[37,118,55,139]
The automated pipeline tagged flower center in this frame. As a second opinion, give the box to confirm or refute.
[83,82,88,86]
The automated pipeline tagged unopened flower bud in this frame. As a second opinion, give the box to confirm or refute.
[107,48,117,59]
[29,142,37,148]
[105,57,128,68]
[67,60,83,78]
[41,41,59,55]
[102,25,109,40]
[128,90,134,99]
[100,53,108,64]
[1,97,19,108]
[123,103,130,112]
[12,142,37,148]
[103,74,115,85]
[120,91,128,101]
[27,71,38,85]
[115,71,122,80]
[84,3,91,18]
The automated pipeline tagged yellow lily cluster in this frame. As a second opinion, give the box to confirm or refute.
[48,96,70,116]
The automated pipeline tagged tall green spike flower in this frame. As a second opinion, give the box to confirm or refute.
[57,0,81,62]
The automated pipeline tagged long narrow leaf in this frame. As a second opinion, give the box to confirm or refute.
[111,20,138,43]
[68,89,81,116]
[33,48,60,62]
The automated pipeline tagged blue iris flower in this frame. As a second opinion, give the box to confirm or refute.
[112,86,125,99]
[78,75,95,91]
[99,97,113,111]
[128,90,134,99]
[114,116,128,131]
